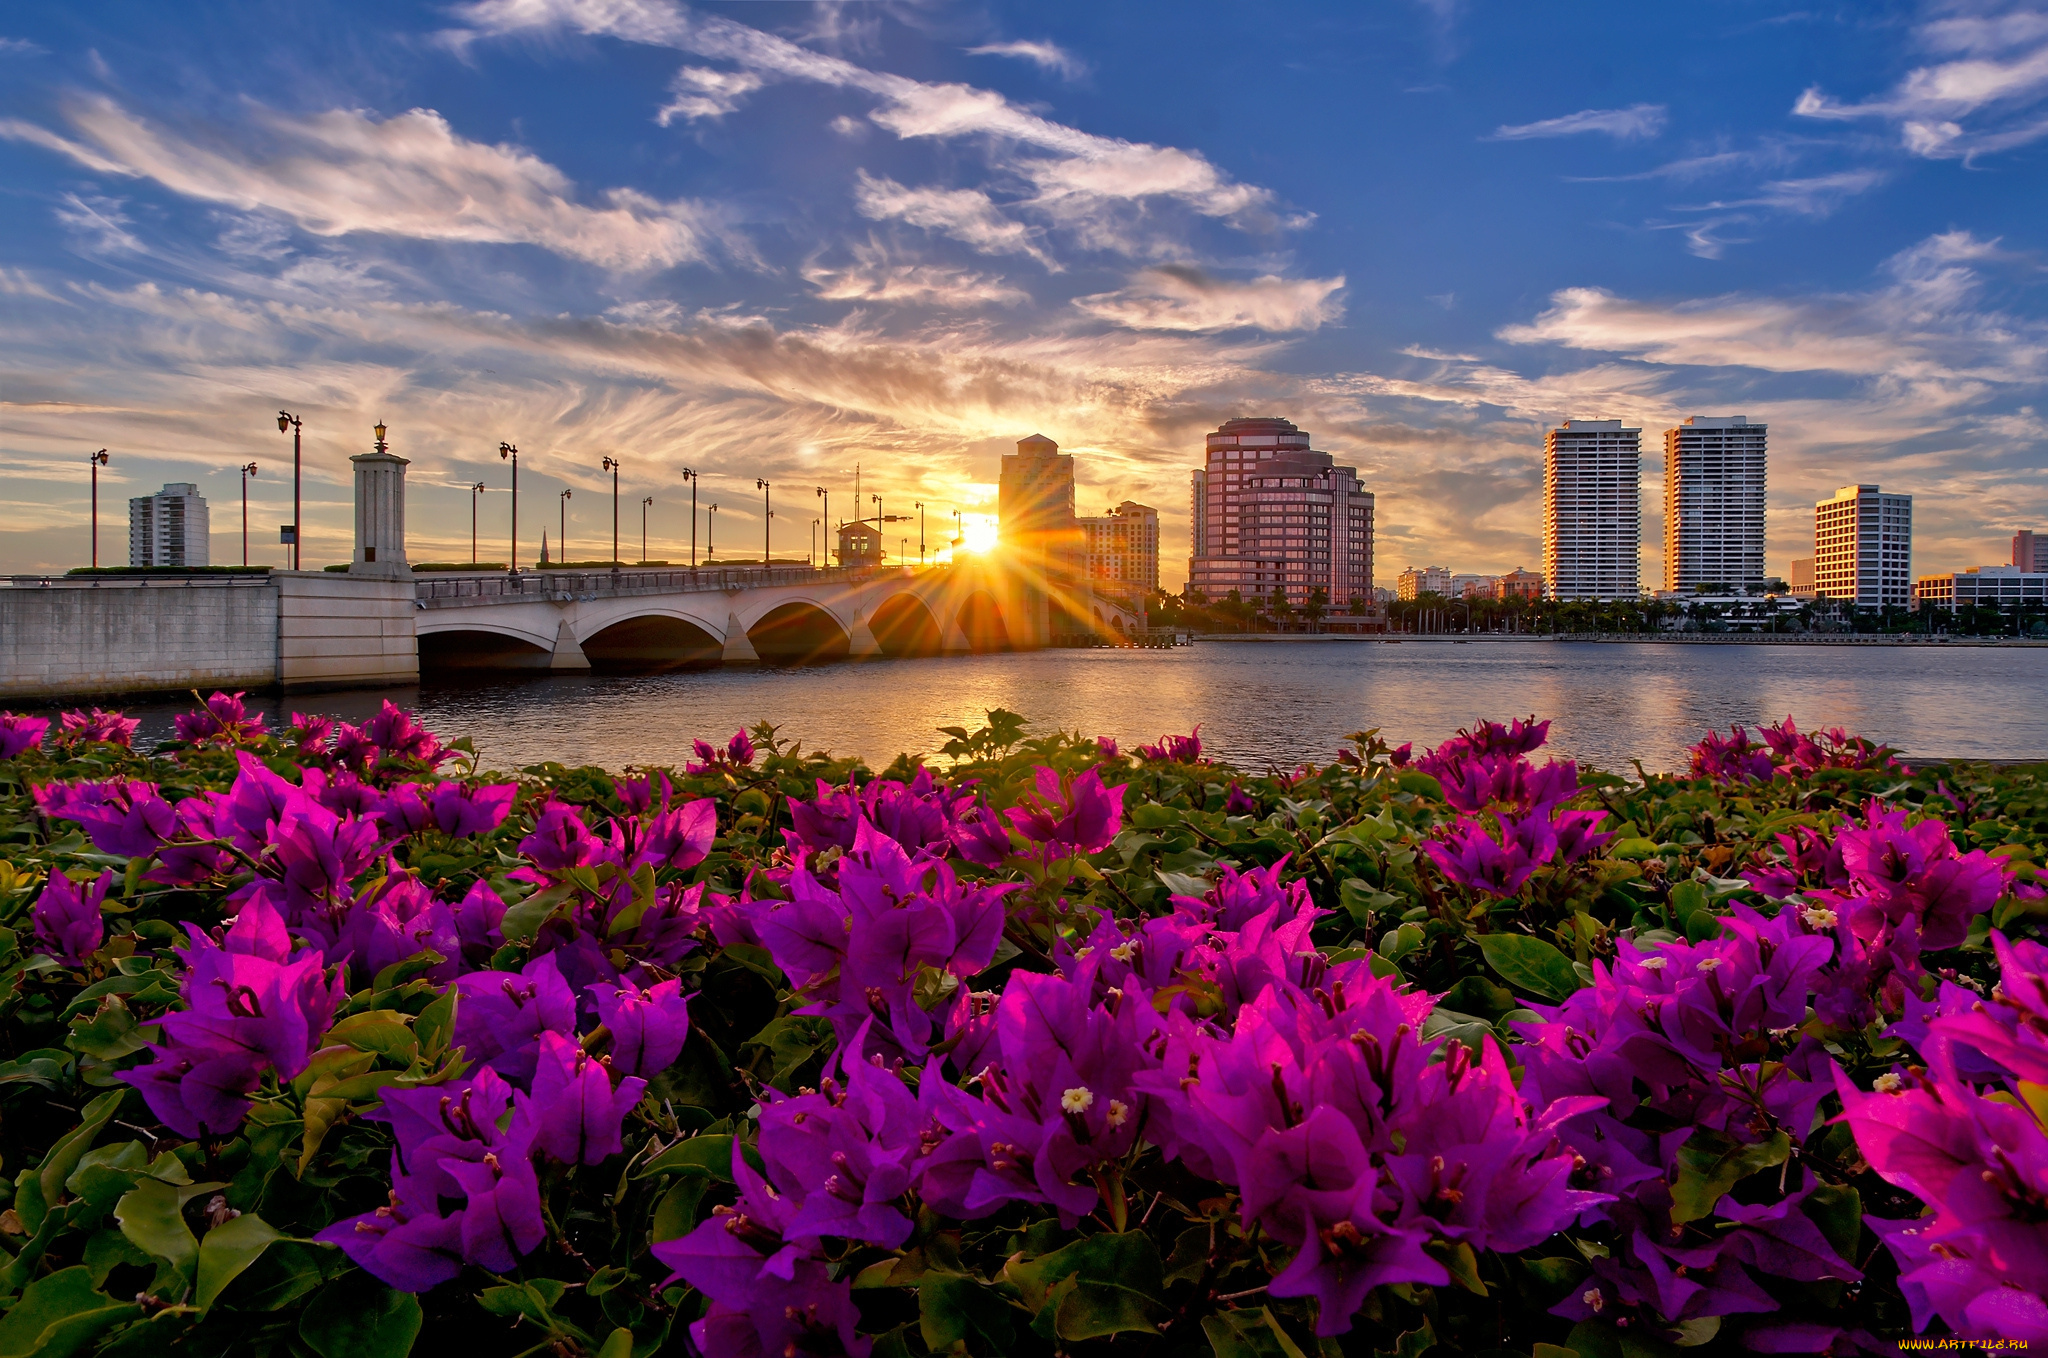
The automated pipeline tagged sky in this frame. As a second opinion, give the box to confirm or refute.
[1,0,2045,587]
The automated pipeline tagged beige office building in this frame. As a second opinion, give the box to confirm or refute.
[1814,485,1912,609]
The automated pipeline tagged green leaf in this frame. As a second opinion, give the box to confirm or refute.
[918,1273,1014,1351]
[593,1329,633,1358]
[640,1133,735,1180]
[65,1140,149,1213]
[1373,1316,1435,1358]
[325,1013,418,1064]
[414,987,457,1059]
[194,1212,286,1311]
[0,1266,139,1358]
[500,882,578,943]
[1003,1231,1166,1341]
[299,1272,423,1358]
[39,1088,124,1207]
[114,1176,224,1277]
[606,863,661,938]
[1669,1129,1791,1223]
[1474,933,1585,1003]
[1802,1183,1863,1262]
[650,1180,707,1243]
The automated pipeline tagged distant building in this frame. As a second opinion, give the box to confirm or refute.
[1663,416,1767,593]
[1498,567,1545,600]
[1544,419,1641,601]
[1080,501,1159,599]
[1188,417,1373,608]
[1396,566,1453,600]
[1917,566,2048,610]
[2017,529,2047,573]
[999,433,1077,541]
[1789,556,1816,597]
[129,482,209,567]
[835,519,882,566]
[1814,485,1912,609]
[1450,573,1494,599]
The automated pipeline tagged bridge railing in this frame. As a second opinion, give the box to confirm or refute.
[415,563,900,605]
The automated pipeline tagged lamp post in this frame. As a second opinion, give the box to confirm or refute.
[470,482,485,564]
[706,503,718,559]
[602,457,620,565]
[275,411,302,569]
[88,449,109,568]
[641,496,653,564]
[558,487,572,563]
[952,508,962,553]
[811,516,820,566]
[756,479,772,566]
[814,484,828,545]
[680,468,697,567]
[239,462,258,566]
[915,500,925,564]
[870,494,882,564]
[498,442,518,571]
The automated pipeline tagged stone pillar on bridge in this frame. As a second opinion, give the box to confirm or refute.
[721,612,760,664]
[349,443,412,581]
[549,619,590,670]
[845,612,883,659]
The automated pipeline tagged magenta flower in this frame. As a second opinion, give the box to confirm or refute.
[0,712,49,758]
[56,707,139,749]
[756,1038,924,1250]
[1136,726,1202,763]
[688,728,756,773]
[429,781,518,837]
[289,711,333,758]
[1422,812,1553,896]
[174,690,266,746]
[31,868,109,965]
[517,800,603,876]
[451,879,508,967]
[1223,782,1258,816]
[613,770,670,814]
[1688,725,1777,783]
[34,778,176,857]
[1095,735,1120,759]
[592,977,692,1077]
[945,796,1013,867]
[1551,807,1616,865]
[337,867,463,985]
[363,700,444,764]
[317,1165,468,1291]
[529,1031,646,1165]
[632,796,716,872]
[452,953,578,1084]
[1004,766,1125,855]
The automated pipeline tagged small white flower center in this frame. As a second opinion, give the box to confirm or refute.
[1060,1086,1095,1114]
[1695,957,1723,972]
[1110,942,1137,962]
[1873,1072,1904,1094]
[1106,1099,1129,1128]
[1638,956,1667,971]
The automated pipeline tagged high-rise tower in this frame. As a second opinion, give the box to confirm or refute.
[1186,417,1372,607]
[1543,420,1640,601]
[1815,485,1912,609]
[128,482,210,567]
[1663,416,1767,593]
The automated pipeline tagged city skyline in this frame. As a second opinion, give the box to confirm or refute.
[1,1,2045,584]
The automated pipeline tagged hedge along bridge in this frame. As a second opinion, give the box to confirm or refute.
[0,434,1142,699]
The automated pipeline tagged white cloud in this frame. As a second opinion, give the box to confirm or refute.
[852,171,1057,268]
[1794,6,2048,159]
[3,95,732,271]
[965,39,1089,82]
[656,66,764,123]
[0,36,47,55]
[1074,267,1345,333]
[1489,104,1668,141]
[803,240,1028,306]
[53,193,142,253]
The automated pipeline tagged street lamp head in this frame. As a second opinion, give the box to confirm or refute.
[562,487,572,501]
[91,449,109,466]
[243,462,258,476]
[374,420,387,444]
[679,467,694,481]
[642,496,653,507]
[757,478,769,490]
[276,411,293,432]
[499,442,514,460]
[603,457,619,472]
[472,481,485,493]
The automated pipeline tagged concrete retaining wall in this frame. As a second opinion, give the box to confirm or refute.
[0,578,279,699]
[276,573,419,691]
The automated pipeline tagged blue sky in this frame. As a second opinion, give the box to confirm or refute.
[2,0,2044,584]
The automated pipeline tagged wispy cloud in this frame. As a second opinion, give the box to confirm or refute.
[803,239,1028,306]
[0,36,47,56]
[852,172,1058,269]
[1074,267,1345,333]
[965,39,1088,82]
[1794,4,2048,160]
[2,96,736,272]
[1489,103,1668,142]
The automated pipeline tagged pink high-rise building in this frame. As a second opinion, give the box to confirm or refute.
[1187,417,1373,608]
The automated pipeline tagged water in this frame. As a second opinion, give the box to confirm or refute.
[91,640,2048,775]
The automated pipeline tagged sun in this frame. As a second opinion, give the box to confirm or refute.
[959,515,999,554]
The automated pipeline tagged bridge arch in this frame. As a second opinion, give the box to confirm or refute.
[748,601,851,665]
[418,627,555,674]
[957,591,1010,653]
[868,593,943,658]
[580,613,723,671]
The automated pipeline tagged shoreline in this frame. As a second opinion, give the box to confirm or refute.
[1195,632,2048,647]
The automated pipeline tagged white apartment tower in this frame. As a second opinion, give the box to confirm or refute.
[1814,485,1912,610]
[1543,419,1640,601]
[128,482,210,567]
[1664,416,1767,593]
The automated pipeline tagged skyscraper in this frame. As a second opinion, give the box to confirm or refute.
[1814,485,1912,609]
[1543,419,1640,601]
[1080,501,1159,600]
[128,482,209,567]
[1663,416,1767,593]
[2017,529,2047,573]
[998,433,1076,540]
[1186,417,1372,608]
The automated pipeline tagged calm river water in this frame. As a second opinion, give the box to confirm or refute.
[103,639,2048,775]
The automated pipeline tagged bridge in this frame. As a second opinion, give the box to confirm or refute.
[412,557,1144,674]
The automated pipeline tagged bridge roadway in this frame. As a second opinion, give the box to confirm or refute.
[413,558,1144,672]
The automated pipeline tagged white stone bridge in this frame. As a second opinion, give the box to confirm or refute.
[413,558,1147,674]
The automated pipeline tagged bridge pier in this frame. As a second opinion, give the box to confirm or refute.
[720,612,761,665]
[846,612,884,660]
[549,619,591,671]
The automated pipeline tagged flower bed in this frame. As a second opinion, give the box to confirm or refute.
[0,696,2044,1355]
